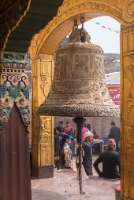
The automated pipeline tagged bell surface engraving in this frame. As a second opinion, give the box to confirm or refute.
[37,28,119,117]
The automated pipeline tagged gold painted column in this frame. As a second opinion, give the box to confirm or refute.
[32,54,54,178]
[120,25,134,200]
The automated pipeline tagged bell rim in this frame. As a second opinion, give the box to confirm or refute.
[37,104,120,117]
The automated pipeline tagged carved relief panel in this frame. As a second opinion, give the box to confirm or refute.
[40,59,52,100]
[120,25,134,200]
[32,55,54,167]
[40,116,53,165]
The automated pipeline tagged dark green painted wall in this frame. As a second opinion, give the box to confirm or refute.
[5,0,64,53]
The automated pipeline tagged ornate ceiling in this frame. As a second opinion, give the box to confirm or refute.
[0,0,64,53]
[0,0,16,12]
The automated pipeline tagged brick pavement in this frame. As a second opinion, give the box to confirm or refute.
[32,155,120,200]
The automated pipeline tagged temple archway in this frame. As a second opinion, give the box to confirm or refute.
[29,0,133,58]
[1,0,133,199]
[29,1,134,199]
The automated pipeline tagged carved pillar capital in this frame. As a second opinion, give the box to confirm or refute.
[122,0,134,24]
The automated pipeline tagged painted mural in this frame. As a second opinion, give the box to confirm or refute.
[0,73,31,133]
[0,52,31,134]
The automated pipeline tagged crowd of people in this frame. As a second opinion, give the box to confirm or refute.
[54,120,120,179]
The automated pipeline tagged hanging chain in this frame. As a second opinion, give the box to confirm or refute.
[73,20,78,30]
[80,17,85,42]
[80,17,85,28]
[78,142,85,195]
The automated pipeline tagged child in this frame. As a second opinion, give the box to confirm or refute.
[62,134,73,169]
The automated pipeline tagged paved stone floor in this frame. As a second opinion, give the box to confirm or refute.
[32,155,120,200]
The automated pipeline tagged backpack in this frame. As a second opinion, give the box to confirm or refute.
[68,127,75,138]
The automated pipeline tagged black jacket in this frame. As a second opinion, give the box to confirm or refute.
[108,126,120,142]
[54,135,61,157]
[93,148,120,179]
[82,141,92,175]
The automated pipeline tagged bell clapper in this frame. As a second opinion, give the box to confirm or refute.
[73,20,78,30]
[74,117,85,195]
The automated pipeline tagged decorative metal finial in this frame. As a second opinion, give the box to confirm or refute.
[80,17,86,42]
[80,17,85,29]
[73,20,78,30]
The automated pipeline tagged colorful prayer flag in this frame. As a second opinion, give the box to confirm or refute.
[115,30,119,33]
[108,27,111,31]
[89,20,119,33]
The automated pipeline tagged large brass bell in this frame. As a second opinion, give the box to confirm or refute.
[37,20,120,195]
[37,21,119,117]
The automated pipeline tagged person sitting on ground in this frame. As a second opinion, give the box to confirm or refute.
[93,138,120,179]
[92,130,101,154]
[92,130,100,139]
[82,131,94,176]
[62,134,73,169]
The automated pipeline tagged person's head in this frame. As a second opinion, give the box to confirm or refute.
[56,126,62,135]
[66,121,70,127]
[87,124,91,131]
[84,131,93,143]
[65,138,71,144]
[111,121,115,127]
[92,130,96,135]
[59,121,63,125]
[82,123,86,128]
[92,130,97,139]
[107,139,116,149]
[64,134,72,144]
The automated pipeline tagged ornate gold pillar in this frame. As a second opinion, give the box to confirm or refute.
[32,54,54,178]
[120,25,134,200]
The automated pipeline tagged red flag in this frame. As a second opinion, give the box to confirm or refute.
[115,30,119,33]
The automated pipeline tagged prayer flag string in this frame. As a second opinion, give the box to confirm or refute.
[89,20,120,33]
